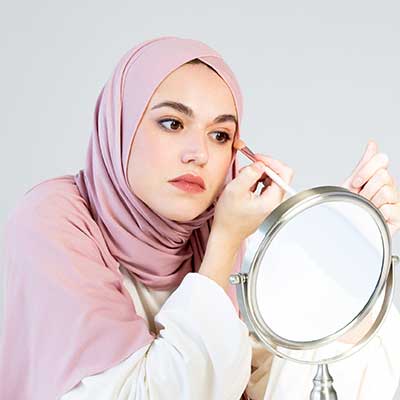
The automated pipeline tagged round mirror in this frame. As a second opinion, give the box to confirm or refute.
[230,186,396,399]
[256,200,383,343]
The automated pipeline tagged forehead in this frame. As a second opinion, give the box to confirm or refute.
[148,63,237,117]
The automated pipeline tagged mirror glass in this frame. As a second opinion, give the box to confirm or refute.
[254,200,384,343]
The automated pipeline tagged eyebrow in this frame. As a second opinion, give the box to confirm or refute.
[151,101,238,131]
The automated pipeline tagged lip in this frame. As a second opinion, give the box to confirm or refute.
[168,174,206,193]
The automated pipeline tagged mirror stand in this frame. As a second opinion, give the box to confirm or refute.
[310,364,338,400]
[230,187,398,399]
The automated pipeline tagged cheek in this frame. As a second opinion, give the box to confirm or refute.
[127,130,155,189]
[204,153,232,202]
[128,134,175,191]
[133,124,176,166]
[210,148,233,185]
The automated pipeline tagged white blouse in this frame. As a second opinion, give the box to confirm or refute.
[60,265,400,400]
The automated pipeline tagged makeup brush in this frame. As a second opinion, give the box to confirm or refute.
[234,138,297,197]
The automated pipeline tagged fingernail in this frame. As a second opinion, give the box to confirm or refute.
[353,177,363,187]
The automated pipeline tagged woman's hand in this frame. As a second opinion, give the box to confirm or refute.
[340,140,400,237]
[200,154,293,291]
[212,154,294,248]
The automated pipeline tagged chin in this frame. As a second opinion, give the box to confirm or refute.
[156,203,208,222]
[167,209,203,222]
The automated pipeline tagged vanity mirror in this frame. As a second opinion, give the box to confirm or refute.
[230,186,398,399]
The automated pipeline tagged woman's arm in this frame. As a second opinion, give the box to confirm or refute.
[60,272,252,400]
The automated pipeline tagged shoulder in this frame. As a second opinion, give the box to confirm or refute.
[6,174,90,230]
[5,174,100,258]
[10,174,88,220]
[4,174,120,280]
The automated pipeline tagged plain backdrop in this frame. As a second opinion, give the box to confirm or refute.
[1,0,399,397]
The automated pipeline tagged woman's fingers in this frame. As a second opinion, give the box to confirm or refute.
[338,140,400,238]
[341,140,379,192]
[253,153,294,210]
[351,152,389,189]
[234,155,293,209]
[371,185,400,209]
[237,165,269,193]
[380,203,400,236]
[349,140,379,186]
[232,161,268,194]
[359,168,393,200]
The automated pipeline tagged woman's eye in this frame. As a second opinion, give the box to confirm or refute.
[210,131,231,144]
[158,118,231,144]
[158,118,182,131]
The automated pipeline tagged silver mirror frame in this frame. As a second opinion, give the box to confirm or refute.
[230,185,395,365]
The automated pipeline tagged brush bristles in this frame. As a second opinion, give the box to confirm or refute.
[234,138,257,160]
[233,138,246,150]
[240,146,256,161]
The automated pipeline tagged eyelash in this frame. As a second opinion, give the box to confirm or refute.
[157,118,232,144]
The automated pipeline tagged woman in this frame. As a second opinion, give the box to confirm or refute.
[1,36,400,400]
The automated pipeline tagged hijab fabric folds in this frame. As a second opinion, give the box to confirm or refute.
[0,36,246,399]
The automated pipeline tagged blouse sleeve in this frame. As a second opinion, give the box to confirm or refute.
[60,272,252,400]
[244,333,274,400]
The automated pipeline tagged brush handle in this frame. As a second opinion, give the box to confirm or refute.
[261,164,297,196]
[237,146,297,196]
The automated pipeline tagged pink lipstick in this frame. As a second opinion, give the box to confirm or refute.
[168,174,206,194]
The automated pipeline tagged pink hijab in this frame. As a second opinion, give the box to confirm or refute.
[0,36,247,399]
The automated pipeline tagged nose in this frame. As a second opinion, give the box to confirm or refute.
[181,130,209,166]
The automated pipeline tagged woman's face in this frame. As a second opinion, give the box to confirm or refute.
[127,62,238,222]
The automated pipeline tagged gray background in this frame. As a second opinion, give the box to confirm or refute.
[1,0,399,397]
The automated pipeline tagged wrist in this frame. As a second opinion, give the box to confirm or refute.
[198,227,242,291]
[208,224,243,253]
